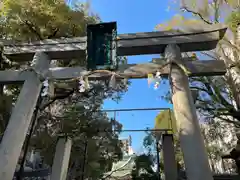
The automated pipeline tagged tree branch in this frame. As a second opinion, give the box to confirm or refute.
[216,115,240,127]
[200,52,218,60]
[47,28,59,39]
[24,20,43,40]
[40,89,75,110]
[221,38,240,53]
[190,86,208,93]
[39,85,99,111]
[201,76,232,109]
[200,106,240,126]
[181,6,213,25]
[219,45,240,109]
[213,0,220,23]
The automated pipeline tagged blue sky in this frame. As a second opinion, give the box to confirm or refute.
[84,0,176,152]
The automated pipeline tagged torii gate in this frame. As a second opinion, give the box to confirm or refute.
[0,23,227,180]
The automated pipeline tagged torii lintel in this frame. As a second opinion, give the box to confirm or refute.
[1,25,227,62]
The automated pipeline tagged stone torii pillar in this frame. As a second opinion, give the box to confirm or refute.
[162,133,178,180]
[50,136,72,180]
[165,44,213,180]
[0,52,51,180]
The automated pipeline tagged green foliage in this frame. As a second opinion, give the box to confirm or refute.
[30,80,127,179]
[0,0,100,130]
[131,154,159,180]
[143,131,156,152]
[0,0,99,41]
[0,0,101,68]
[227,11,240,32]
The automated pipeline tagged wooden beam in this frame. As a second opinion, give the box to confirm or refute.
[0,59,226,84]
[118,25,226,56]
[0,70,29,83]
[2,25,227,61]
[38,59,227,79]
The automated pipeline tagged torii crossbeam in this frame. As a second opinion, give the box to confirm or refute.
[3,24,226,61]
[0,24,227,180]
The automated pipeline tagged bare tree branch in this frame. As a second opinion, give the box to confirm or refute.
[202,106,240,126]
[213,0,220,23]
[47,28,59,39]
[40,89,75,110]
[181,6,213,25]
[200,52,218,60]
[221,38,240,52]
[24,20,43,40]
[216,115,240,126]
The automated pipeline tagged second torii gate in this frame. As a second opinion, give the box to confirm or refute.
[0,23,227,180]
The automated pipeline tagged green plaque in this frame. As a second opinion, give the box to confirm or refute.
[87,22,118,70]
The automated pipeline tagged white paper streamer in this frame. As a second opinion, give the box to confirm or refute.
[78,77,86,92]
[41,79,49,97]
[109,73,116,88]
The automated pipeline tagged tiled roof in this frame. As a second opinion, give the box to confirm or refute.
[104,154,136,178]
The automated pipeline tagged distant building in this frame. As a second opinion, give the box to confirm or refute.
[120,136,132,155]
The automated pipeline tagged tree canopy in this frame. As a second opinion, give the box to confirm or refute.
[157,0,240,127]
[0,0,99,41]
[131,154,159,180]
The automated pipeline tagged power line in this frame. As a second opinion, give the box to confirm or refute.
[118,129,171,132]
[59,107,171,118]
[102,107,170,112]
[66,107,171,114]
[71,128,171,133]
